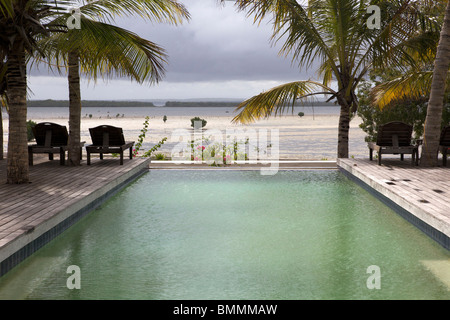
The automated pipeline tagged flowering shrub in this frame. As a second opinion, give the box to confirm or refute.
[185,136,255,166]
[133,116,167,158]
[143,138,167,158]
[133,116,149,157]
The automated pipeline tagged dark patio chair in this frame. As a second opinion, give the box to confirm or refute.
[368,121,419,166]
[86,125,134,165]
[28,122,84,165]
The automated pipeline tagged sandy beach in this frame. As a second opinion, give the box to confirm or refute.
[2,113,369,160]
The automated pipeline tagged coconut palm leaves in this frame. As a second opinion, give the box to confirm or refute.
[50,19,169,166]
[77,0,187,23]
[227,0,441,158]
[0,0,189,176]
[0,0,13,17]
[366,1,449,166]
[421,0,450,166]
[0,0,69,54]
[232,80,336,123]
[38,17,170,84]
[0,0,70,183]
[37,1,189,166]
[371,71,435,108]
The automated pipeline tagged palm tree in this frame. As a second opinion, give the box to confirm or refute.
[0,0,66,183]
[0,0,188,182]
[421,0,450,166]
[369,1,450,166]
[39,1,189,165]
[226,0,438,159]
[0,60,6,160]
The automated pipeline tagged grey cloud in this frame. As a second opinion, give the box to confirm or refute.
[29,0,318,84]
[112,0,316,83]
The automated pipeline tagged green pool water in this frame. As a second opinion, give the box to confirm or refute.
[0,170,449,300]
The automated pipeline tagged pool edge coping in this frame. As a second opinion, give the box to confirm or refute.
[149,160,338,170]
[337,159,450,250]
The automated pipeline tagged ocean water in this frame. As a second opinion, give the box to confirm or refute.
[2,105,341,119]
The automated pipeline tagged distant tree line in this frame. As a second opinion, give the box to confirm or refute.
[27,100,156,108]
[26,100,338,108]
[164,101,336,108]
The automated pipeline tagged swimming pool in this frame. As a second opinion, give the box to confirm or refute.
[0,170,449,299]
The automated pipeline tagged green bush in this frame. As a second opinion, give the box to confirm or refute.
[356,69,450,144]
[27,120,37,142]
[357,81,450,143]
[298,112,305,117]
[154,153,166,160]
[358,102,428,143]
[190,117,207,128]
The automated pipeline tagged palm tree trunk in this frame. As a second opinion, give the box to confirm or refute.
[6,40,29,183]
[337,103,350,158]
[0,107,3,160]
[420,0,450,167]
[68,51,82,166]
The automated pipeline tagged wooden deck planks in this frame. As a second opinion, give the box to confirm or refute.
[338,158,450,244]
[358,166,447,214]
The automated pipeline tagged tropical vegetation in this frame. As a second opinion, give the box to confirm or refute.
[227,0,444,160]
[0,0,189,183]
[1,0,62,183]
[132,116,167,158]
[421,0,450,166]
[37,0,189,166]
[2,0,450,179]
[368,0,450,166]
[358,69,450,144]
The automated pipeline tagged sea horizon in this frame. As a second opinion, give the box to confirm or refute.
[24,98,338,108]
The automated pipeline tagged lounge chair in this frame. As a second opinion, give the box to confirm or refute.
[28,122,84,165]
[86,125,134,165]
[439,125,450,166]
[368,121,419,166]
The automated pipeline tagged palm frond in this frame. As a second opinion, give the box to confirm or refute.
[232,80,336,123]
[0,0,13,18]
[231,0,339,78]
[0,0,71,58]
[371,71,436,108]
[354,0,444,77]
[317,58,335,87]
[78,0,190,25]
[37,17,168,84]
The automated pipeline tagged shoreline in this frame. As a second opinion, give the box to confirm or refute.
[1,114,369,160]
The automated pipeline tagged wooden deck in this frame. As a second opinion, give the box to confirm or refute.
[338,158,450,249]
[0,155,150,276]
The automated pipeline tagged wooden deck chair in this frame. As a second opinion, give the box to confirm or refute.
[86,125,134,165]
[368,121,419,166]
[439,125,450,166]
[28,122,84,165]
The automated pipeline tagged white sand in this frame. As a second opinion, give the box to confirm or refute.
[2,114,369,160]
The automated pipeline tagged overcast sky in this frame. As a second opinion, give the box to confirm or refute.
[29,0,319,101]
